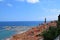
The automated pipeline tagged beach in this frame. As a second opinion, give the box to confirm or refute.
[0,26,34,40]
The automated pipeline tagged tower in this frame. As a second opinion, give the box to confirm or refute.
[45,18,46,23]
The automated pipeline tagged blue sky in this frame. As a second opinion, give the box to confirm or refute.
[0,0,60,21]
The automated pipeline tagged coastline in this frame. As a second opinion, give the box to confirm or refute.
[7,21,57,40]
[3,26,33,40]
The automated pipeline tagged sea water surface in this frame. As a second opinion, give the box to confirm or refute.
[0,21,44,26]
[0,21,44,40]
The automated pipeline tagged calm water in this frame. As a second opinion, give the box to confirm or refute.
[0,21,44,40]
[0,21,44,26]
[0,30,16,40]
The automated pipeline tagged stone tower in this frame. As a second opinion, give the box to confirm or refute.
[58,14,60,21]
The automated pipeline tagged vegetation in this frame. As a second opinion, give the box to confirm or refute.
[42,21,60,40]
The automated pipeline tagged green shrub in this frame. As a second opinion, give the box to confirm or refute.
[42,26,60,40]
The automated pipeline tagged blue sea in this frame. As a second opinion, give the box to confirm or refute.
[0,21,44,40]
[0,21,44,26]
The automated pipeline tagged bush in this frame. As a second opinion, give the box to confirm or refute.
[42,26,60,40]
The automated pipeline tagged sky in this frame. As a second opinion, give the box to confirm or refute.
[0,0,60,21]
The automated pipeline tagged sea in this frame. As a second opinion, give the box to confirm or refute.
[0,21,44,40]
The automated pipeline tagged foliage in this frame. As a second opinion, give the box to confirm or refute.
[42,26,60,40]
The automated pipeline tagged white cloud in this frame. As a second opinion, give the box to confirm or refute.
[46,15,58,21]
[26,0,40,4]
[48,9,60,15]
[15,0,24,2]
[43,8,60,14]
[7,3,13,7]
[15,0,40,4]
[41,15,58,21]
[42,8,60,21]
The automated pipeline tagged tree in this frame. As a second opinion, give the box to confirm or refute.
[42,26,60,40]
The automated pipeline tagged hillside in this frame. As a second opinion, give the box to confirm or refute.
[9,21,57,40]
